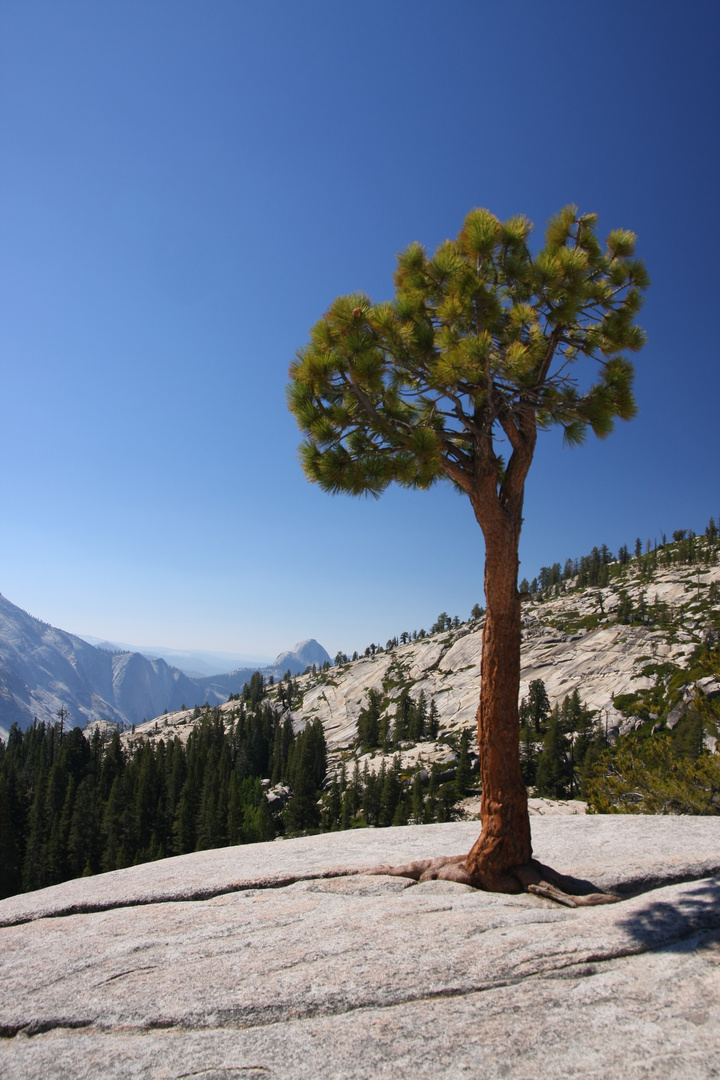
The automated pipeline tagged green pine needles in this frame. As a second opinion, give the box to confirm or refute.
[288,205,648,498]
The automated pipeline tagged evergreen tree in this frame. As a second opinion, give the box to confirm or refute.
[238,779,275,844]
[362,763,382,826]
[525,679,551,734]
[392,690,414,744]
[323,779,342,831]
[455,731,472,796]
[284,719,326,833]
[391,793,410,826]
[408,691,427,742]
[518,719,538,786]
[0,773,21,898]
[342,761,362,828]
[423,769,439,824]
[410,772,425,823]
[99,732,125,800]
[379,757,403,826]
[22,763,49,891]
[437,782,458,823]
[101,775,128,869]
[535,709,572,799]
[288,203,646,891]
[357,690,382,751]
[67,776,101,878]
[427,699,440,741]
[617,591,634,624]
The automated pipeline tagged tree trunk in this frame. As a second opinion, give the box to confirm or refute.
[464,503,531,891]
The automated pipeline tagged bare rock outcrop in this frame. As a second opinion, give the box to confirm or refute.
[1,816,719,1079]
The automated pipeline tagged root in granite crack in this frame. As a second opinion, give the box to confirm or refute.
[364,855,620,908]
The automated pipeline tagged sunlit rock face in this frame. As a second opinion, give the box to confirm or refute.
[285,560,719,756]
[1,817,719,1080]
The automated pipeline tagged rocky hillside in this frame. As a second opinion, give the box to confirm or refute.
[126,535,720,779]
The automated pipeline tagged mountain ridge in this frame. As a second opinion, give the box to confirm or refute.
[0,593,329,731]
[78,636,272,677]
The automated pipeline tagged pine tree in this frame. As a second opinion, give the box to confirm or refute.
[391,794,410,826]
[427,699,440,741]
[437,782,458,823]
[525,679,551,734]
[238,779,275,843]
[323,779,342,831]
[535,709,572,799]
[172,783,197,856]
[284,722,324,833]
[22,764,49,891]
[227,777,244,845]
[288,204,646,892]
[423,770,439,824]
[410,772,425,823]
[408,691,427,742]
[455,730,472,796]
[0,773,21,899]
[67,776,101,878]
[379,757,402,826]
[357,690,382,751]
[518,720,538,785]
[362,764,381,826]
[349,761,363,823]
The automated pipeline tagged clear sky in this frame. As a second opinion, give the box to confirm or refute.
[1,1,718,662]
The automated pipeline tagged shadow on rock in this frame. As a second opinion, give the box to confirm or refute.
[618,876,720,950]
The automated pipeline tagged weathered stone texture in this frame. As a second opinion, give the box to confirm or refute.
[1,817,719,1079]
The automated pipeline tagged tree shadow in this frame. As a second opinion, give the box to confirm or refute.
[617,876,720,951]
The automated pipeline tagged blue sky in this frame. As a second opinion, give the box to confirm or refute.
[1,1,718,662]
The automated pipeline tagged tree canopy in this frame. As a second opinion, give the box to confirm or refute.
[288,205,647,507]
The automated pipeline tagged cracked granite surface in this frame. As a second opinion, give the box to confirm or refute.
[1,817,719,1078]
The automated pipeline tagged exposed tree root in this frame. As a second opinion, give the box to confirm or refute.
[365,854,620,908]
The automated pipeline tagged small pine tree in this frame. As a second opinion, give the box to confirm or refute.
[427,699,440,741]
[357,690,382,751]
[455,731,472,796]
[410,772,425,823]
[535,710,572,799]
[526,679,550,734]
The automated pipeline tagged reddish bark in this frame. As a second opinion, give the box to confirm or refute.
[461,426,536,890]
[464,513,531,890]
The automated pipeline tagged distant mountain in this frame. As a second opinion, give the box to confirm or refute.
[273,639,331,674]
[0,595,222,730]
[191,640,333,703]
[78,637,272,677]
[0,594,329,733]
